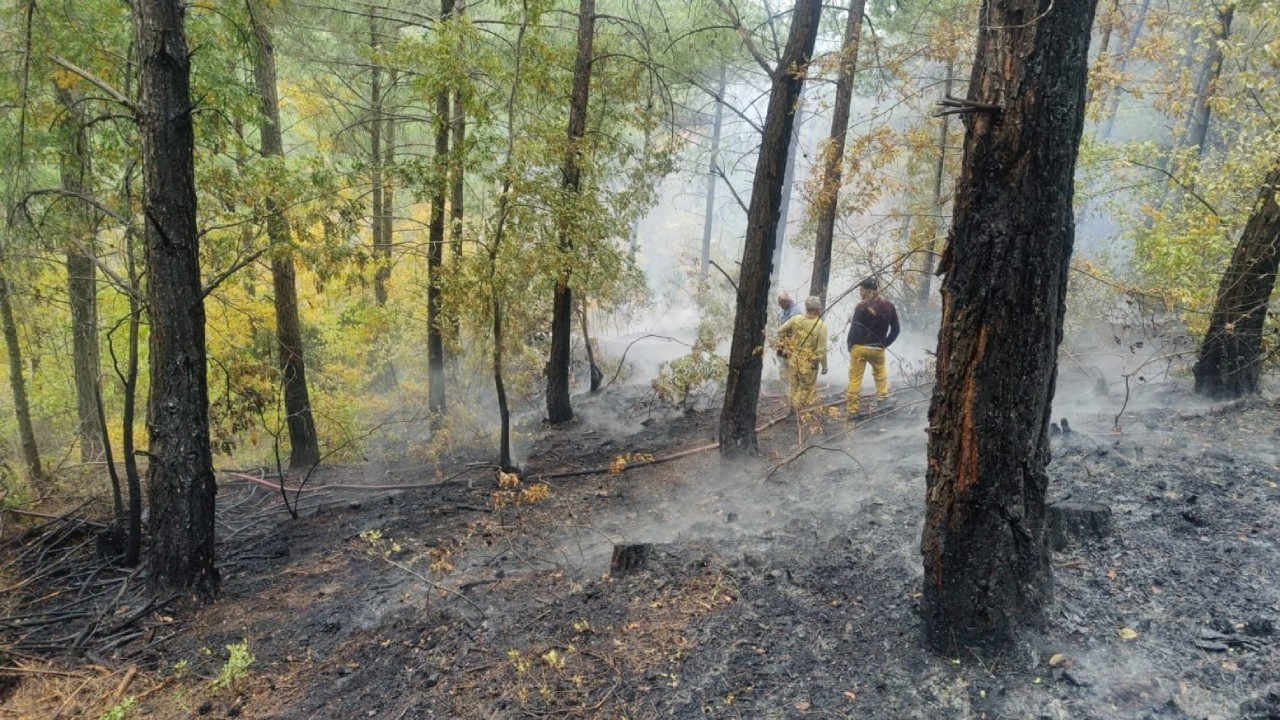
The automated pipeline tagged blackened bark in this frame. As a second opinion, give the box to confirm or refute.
[579,298,601,392]
[700,66,727,283]
[0,268,42,482]
[1098,0,1150,141]
[134,0,218,596]
[718,0,823,456]
[56,88,104,462]
[546,0,595,425]
[809,0,866,301]
[248,0,320,469]
[1183,4,1234,158]
[428,0,454,427]
[1193,161,1280,398]
[918,64,954,310]
[921,0,1097,653]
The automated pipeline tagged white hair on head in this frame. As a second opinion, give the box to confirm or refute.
[778,291,791,301]
[804,296,821,312]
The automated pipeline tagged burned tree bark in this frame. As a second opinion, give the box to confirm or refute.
[427,0,454,428]
[56,88,104,462]
[808,0,866,301]
[1193,161,1280,399]
[921,0,1097,653]
[718,0,823,456]
[248,0,321,469]
[134,0,218,596]
[546,0,595,425]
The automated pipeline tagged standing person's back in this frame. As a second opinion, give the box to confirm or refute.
[778,296,828,412]
[846,278,899,418]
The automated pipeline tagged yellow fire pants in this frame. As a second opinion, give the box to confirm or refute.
[847,345,887,413]
[788,361,819,411]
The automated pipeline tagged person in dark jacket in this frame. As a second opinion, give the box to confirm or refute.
[846,278,899,419]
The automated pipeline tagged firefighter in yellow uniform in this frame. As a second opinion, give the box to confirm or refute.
[776,296,828,412]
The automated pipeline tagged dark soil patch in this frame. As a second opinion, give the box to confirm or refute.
[3,381,1278,719]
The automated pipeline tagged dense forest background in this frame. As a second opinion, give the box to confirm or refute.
[0,0,1275,544]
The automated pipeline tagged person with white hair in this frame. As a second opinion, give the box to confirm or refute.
[776,295,828,412]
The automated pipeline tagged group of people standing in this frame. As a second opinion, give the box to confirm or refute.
[774,278,900,420]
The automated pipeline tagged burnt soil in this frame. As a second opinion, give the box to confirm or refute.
[3,376,1279,719]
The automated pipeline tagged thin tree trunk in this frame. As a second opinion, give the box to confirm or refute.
[809,0,866,301]
[921,0,1097,653]
[546,0,595,425]
[428,0,454,427]
[1182,3,1234,158]
[0,268,42,483]
[121,267,144,567]
[247,0,320,469]
[133,0,218,597]
[700,65,727,283]
[369,13,387,306]
[56,87,104,462]
[718,0,823,456]
[918,63,953,310]
[770,101,804,291]
[120,39,143,569]
[579,298,601,392]
[1193,160,1280,398]
[1086,0,1119,109]
[382,67,397,272]
[1098,0,1151,141]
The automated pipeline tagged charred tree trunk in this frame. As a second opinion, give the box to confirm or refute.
[121,253,144,567]
[120,43,144,569]
[546,0,595,425]
[718,0,823,456]
[1098,0,1150,141]
[918,64,954,311]
[921,0,1097,653]
[0,267,42,483]
[700,65,727,283]
[1193,161,1280,399]
[56,88,104,462]
[1182,3,1234,158]
[248,0,320,469]
[134,0,218,597]
[427,0,454,428]
[579,298,602,392]
[808,0,865,301]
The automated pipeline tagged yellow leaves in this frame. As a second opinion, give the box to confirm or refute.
[491,470,550,510]
[52,68,81,91]
[541,649,565,669]
[609,452,654,474]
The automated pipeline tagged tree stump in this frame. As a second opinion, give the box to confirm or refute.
[1045,501,1112,551]
[610,544,650,577]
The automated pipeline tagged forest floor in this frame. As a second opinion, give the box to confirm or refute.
[2,371,1279,719]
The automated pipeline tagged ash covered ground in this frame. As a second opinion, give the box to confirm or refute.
[4,368,1278,719]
